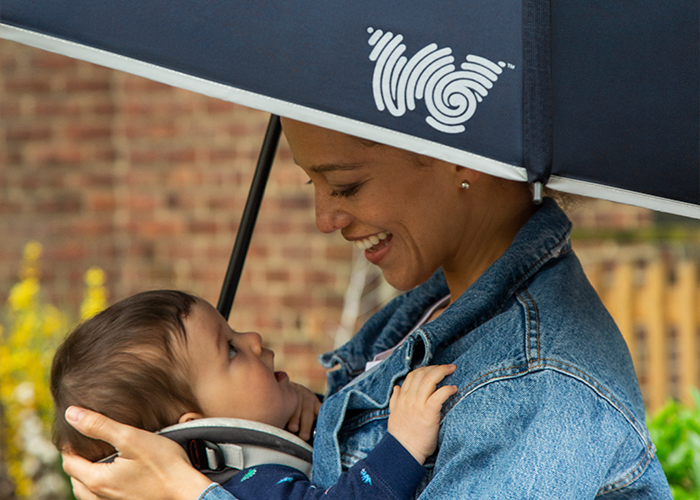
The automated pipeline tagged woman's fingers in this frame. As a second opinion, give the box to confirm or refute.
[61,406,212,500]
[65,407,133,457]
[62,452,94,485]
[70,475,100,500]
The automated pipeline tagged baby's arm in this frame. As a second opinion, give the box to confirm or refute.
[387,364,458,464]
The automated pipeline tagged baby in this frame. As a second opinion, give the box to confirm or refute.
[51,290,457,500]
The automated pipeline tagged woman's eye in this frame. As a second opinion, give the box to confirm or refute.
[228,341,238,360]
[330,184,361,198]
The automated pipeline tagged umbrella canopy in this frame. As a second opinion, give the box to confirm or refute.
[3,0,697,219]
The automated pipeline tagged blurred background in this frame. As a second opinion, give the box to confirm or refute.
[1,39,699,499]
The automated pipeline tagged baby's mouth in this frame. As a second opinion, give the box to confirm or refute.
[353,232,391,253]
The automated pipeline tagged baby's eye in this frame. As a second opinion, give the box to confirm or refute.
[228,341,238,360]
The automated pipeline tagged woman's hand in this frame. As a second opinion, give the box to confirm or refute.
[61,406,212,500]
[388,364,458,465]
[286,382,322,441]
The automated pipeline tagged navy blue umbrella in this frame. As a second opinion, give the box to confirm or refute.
[2,0,698,314]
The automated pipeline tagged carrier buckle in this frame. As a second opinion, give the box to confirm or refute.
[187,439,226,472]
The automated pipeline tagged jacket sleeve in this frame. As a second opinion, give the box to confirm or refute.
[418,371,668,499]
[200,433,426,500]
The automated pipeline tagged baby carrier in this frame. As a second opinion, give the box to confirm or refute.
[103,418,313,484]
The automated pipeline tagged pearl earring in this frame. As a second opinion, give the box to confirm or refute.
[461,181,470,190]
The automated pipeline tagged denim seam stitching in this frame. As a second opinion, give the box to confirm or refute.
[538,359,646,442]
[596,439,655,495]
[517,288,541,365]
[444,363,647,447]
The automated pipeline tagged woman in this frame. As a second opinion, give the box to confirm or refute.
[61,119,671,499]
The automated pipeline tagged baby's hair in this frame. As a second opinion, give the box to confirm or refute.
[51,290,203,462]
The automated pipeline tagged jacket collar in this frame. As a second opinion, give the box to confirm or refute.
[321,198,572,374]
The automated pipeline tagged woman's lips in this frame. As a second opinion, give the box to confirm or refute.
[275,371,288,382]
[363,234,392,265]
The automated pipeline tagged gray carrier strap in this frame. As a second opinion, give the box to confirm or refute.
[157,418,313,484]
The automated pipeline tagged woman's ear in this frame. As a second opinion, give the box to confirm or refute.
[178,412,204,424]
[455,164,481,185]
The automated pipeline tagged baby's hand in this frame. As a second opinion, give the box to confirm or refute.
[387,364,457,465]
[287,382,322,441]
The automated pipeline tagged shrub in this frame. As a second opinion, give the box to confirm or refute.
[648,389,700,499]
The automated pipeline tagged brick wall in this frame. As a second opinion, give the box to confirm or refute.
[0,40,349,392]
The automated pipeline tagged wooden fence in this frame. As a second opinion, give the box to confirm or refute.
[577,244,700,413]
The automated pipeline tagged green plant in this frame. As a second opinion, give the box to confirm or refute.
[0,242,107,500]
[648,389,700,499]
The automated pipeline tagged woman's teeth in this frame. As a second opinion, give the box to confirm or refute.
[354,232,390,251]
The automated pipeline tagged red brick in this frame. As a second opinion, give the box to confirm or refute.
[304,271,335,285]
[206,100,240,113]
[325,244,353,260]
[279,196,312,210]
[127,194,157,211]
[4,77,52,93]
[73,220,115,235]
[189,220,218,234]
[123,124,180,139]
[122,75,173,92]
[282,246,312,259]
[5,126,52,141]
[86,192,116,211]
[0,101,21,117]
[282,296,314,308]
[34,101,83,116]
[0,52,18,71]
[77,173,114,188]
[0,200,22,214]
[92,148,117,162]
[130,220,185,236]
[65,125,112,140]
[32,53,77,69]
[46,244,87,261]
[27,146,84,166]
[36,195,82,213]
[64,78,110,92]
[266,270,290,282]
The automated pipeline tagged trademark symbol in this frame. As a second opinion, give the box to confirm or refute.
[507,63,516,70]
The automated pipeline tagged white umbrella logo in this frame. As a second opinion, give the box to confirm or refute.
[367,27,509,134]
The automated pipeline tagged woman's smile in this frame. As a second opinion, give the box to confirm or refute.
[352,232,393,265]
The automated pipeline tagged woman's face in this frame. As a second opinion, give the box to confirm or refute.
[281,118,473,291]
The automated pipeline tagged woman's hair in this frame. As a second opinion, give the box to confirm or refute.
[51,290,203,462]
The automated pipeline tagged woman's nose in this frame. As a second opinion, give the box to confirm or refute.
[315,193,352,234]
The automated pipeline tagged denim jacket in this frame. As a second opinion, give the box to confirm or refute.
[312,199,671,499]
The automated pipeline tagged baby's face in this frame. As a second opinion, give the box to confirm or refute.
[180,299,298,428]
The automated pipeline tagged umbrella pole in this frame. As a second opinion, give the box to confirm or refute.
[217,114,281,319]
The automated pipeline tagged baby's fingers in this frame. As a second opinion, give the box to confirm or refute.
[427,384,459,410]
[409,364,457,400]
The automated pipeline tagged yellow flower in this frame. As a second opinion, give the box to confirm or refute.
[80,267,107,321]
[8,278,39,312]
[23,241,42,262]
[85,267,106,287]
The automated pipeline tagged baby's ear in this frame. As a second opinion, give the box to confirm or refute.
[178,412,204,424]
